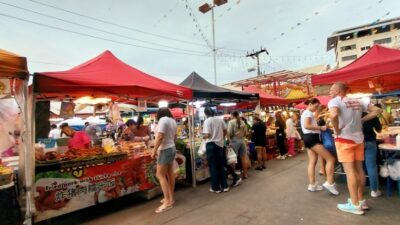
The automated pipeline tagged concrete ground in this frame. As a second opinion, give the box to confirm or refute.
[38,152,400,225]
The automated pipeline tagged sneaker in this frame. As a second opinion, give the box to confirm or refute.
[337,201,364,215]
[261,165,266,169]
[222,187,230,192]
[322,182,339,196]
[209,188,221,193]
[308,183,323,192]
[276,155,283,159]
[358,199,369,210]
[232,178,242,187]
[371,190,382,198]
[287,154,294,157]
[255,166,263,171]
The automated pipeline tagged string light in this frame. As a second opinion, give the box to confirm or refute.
[182,0,213,49]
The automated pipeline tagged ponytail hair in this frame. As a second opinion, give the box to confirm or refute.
[232,111,240,128]
[304,97,320,106]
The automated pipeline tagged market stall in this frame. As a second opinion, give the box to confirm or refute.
[0,49,32,224]
[312,45,400,94]
[242,86,288,106]
[371,91,400,125]
[180,72,259,183]
[32,50,192,222]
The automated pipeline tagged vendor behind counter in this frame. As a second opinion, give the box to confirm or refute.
[122,119,149,142]
[60,123,91,149]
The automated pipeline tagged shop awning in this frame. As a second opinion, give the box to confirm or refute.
[0,49,29,80]
[180,72,258,101]
[372,90,400,99]
[243,86,287,105]
[284,89,309,101]
[33,51,192,100]
[312,45,400,93]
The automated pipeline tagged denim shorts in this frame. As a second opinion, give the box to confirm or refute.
[231,138,246,157]
[157,147,176,165]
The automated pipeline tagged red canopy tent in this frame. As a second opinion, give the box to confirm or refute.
[33,51,192,100]
[312,45,400,93]
[294,96,331,110]
[243,86,288,105]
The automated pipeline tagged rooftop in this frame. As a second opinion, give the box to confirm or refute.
[326,16,400,51]
[223,70,313,87]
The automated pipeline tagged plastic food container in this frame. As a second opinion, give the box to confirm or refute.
[37,138,57,148]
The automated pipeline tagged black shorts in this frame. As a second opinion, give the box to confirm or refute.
[303,133,322,149]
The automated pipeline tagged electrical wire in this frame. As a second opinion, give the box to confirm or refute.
[0,12,210,57]
[29,60,73,67]
[0,1,206,54]
[27,0,207,47]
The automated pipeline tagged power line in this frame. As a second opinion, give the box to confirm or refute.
[0,1,206,54]
[27,0,207,47]
[29,60,73,67]
[246,48,268,76]
[0,12,209,57]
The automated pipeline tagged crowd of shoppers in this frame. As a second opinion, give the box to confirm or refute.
[147,85,388,216]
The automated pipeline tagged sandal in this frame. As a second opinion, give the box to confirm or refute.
[155,204,173,213]
[160,199,175,205]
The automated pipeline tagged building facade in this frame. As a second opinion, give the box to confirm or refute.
[327,17,400,68]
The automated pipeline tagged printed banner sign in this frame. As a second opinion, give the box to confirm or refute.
[34,154,157,222]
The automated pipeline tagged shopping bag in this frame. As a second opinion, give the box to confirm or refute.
[388,161,400,181]
[198,140,206,157]
[380,162,389,178]
[226,147,238,165]
[320,129,335,153]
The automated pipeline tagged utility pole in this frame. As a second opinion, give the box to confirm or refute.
[246,47,269,76]
[199,0,228,85]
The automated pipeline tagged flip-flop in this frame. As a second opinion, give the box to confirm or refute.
[155,204,173,213]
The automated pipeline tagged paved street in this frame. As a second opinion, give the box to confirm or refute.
[40,152,400,225]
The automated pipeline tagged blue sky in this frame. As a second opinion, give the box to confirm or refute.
[1,0,399,85]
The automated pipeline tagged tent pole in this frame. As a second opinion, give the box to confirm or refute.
[23,88,35,225]
[187,101,196,188]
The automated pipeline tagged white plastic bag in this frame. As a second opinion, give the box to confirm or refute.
[226,147,238,165]
[388,161,400,181]
[198,140,206,157]
[380,162,389,178]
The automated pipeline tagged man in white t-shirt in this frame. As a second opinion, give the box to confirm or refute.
[48,124,60,139]
[202,107,229,193]
[328,82,382,215]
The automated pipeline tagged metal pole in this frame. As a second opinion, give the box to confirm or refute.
[190,104,196,187]
[211,5,217,85]
[256,55,261,76]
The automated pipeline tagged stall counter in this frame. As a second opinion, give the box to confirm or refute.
[34,152,157,222]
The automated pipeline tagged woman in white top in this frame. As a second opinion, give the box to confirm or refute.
[301,98,338,195]
[285,113,300,157]
[151,108,177,213]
